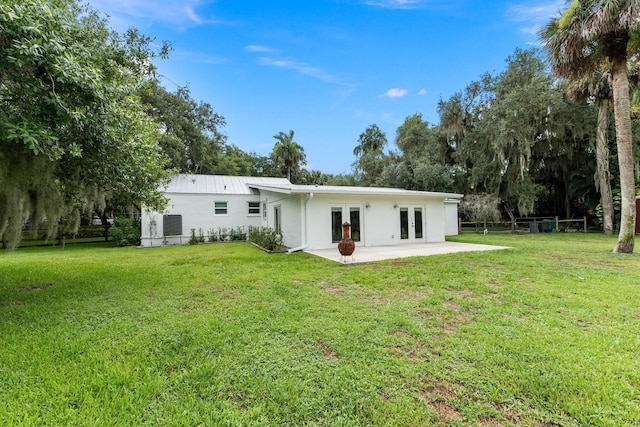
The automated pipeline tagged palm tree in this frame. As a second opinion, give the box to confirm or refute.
[352,124,388,186]
[565,66,615,235]
[540,0,639,253]
[271,130,306,182]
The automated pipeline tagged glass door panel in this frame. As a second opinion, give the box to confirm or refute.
[349,207,361,242]
[400,208,409,240]
[414,208,423,239]
[331,207,343,243]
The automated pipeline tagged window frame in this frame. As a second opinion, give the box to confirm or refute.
[274,205,282,234]
[214,201,228,216]
[248,201,260,216]
[331,207,343,243]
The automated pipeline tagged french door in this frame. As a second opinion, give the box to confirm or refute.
[399,206,424,242]
[331,205,363,243]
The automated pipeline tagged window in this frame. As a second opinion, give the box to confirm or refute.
[274,206,282,234]
[248,201,260,215]
[263,203,267,220]
[214,201,228,215]
[331,207,343,243]
[349,207,361,242]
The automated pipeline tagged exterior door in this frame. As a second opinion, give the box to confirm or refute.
[400,206,425,242]
[331,204,363,244]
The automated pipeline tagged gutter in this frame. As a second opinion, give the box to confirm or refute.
[287,192,314,253]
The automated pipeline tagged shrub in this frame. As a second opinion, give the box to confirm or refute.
[248,226,283,251]
[232,226,247,241]
[189,228,205,245]
[110,218,140,247]
[217,227,230,242]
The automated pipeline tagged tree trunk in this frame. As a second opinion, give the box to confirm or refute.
[610,58,636,253]
[596,98,614,235]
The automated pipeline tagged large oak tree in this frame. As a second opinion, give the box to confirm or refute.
[0,0,170,248]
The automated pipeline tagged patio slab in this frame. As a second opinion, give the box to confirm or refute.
[304,241,510,264]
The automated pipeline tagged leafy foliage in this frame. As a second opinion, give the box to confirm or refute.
[459,194,502,224]
[139,81,229,174]
[391,114,455,192]
[352,124,388,186]
[0,0,170,248]
[110,217,140,247]
[539,0,639,252]
[188,228,205,245]
[248,226,283,251]
[437,49,597,217]
[270,130,306,182]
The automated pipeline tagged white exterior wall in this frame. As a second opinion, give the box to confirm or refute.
[444,200,460,236]
[139,174,460,250]
[303,194,449,250]
[424,200,445,242]
[260,191,303,249]
[141,193,262,246]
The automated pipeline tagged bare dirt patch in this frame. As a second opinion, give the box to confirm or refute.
[320,284,348,295]
[421,380,458,400]
[419,384,464,422]
[316,342,337,360]
[387,343,426,362]
[478,417,504,426]
[451,289,474,298]
[442,300,462,311]
[426,401,463,422]
[391,260,416,267]
[392,328,410,339]
[16,283,54,292]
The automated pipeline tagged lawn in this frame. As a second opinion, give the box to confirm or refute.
[1,233,639,426]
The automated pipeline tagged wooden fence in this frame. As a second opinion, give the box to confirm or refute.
[459,216,588,233]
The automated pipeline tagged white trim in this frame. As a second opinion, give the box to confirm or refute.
[214,201,228,216]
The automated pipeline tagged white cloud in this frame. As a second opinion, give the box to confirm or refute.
[185,6,202,25]
[383,88,408,98]
[417,88,427,96]
[256,56,350,88]
[176,50,228,65]
[245,45,272,53]
[507,1,564,36]
[258,57,327,79]
[85,0,220,30]
[364,0,421,9]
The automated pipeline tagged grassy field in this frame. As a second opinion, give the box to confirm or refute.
[1,233,639,426]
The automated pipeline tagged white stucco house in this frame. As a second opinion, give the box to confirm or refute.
[140,174,463,250]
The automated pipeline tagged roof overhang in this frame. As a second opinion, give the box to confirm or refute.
[249,183,463,199]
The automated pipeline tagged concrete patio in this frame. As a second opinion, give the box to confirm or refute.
[305,241,510,264]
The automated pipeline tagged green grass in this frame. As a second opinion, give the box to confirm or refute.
[1,234,639,426]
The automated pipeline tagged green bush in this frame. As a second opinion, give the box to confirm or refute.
[110,218,140,247]
[248,226,283,251]
[189,228,206,245]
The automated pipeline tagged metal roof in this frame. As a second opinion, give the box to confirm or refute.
[249,183,463,199]
[163,174,463,199]
[163,174,291,195]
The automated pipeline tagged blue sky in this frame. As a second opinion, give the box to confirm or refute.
[85,0,565,175]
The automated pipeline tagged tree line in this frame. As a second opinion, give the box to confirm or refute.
[1,0,638,252]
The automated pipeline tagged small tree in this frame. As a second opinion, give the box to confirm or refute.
[460,194,502,227]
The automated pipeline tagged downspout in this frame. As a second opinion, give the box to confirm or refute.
[287,192,313,253]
